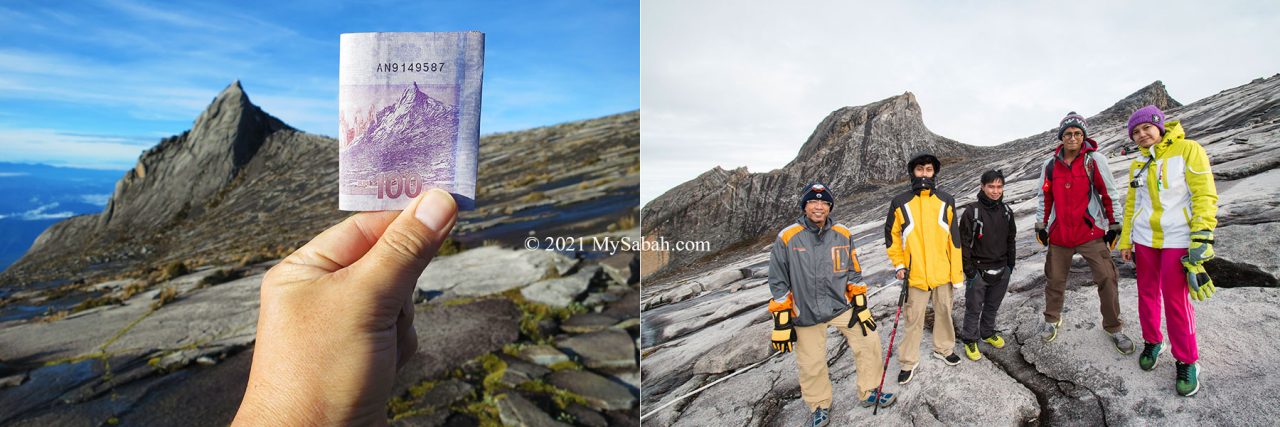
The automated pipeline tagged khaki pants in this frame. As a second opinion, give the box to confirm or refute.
[1043,238,1122,333]
[793,308,884,411]
[898,284,955,371]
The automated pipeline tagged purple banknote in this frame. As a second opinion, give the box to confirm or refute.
[339,32,483,211]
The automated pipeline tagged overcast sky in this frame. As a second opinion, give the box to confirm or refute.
[641,0,1280,206]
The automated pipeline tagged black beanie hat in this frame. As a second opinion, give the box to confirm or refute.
[800,182,834,209]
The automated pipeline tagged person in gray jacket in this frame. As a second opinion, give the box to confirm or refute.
[768,182,896,427]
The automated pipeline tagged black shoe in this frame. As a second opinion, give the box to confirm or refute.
[934,351,961,366]
[897,369,915,385]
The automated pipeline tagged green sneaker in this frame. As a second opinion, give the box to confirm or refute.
[983,334,1006,349]
[1176,362,1200,396]
[964,342,981,361]
[1139,342,1164,371]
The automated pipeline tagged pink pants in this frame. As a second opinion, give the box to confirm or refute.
[1135,244,1198,364]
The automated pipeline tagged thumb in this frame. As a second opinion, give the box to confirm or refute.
[347,188,459,296]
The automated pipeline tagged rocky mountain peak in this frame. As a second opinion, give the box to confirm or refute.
[1095,80,1183,121]
[99,81,295,230]
[642,91,984,276]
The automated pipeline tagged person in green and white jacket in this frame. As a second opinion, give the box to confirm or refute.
[1115,104,1218,397]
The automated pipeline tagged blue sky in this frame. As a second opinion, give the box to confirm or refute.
[0,0,639,170]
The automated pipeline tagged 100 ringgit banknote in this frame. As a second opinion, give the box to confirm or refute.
[339,32,483,211]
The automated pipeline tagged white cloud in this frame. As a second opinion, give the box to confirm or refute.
[0,127,145,170]
[0,172,28,177]
[79,194,112,206]
[0,202,75,220]
[640,0,1280,206]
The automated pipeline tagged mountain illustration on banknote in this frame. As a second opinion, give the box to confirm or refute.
[340,82,459,180]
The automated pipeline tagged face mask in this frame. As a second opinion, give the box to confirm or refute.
[911,176,935,192]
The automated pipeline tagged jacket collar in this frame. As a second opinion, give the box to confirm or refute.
[1138,120,1186,158]
[799,215,832,234]
[1054,137,1098,163]
[976,190,1002,208]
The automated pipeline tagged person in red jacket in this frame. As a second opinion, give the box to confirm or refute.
[1033,112,1135,354]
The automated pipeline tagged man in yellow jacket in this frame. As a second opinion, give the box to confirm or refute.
[884,153,965,385]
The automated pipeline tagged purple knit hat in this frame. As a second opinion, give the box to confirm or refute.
[1127,105,1166,140]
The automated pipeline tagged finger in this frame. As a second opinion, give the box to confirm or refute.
[276,210,401,277]
[396,297,418,371]
[347,189,458,299]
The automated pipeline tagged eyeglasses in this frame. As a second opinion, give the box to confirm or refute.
[1062,131,1084,139]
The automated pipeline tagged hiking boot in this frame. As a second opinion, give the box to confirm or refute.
[1139,342,1164,371]
[1176,362,1200,397]
[964,342,981,361]
[1111,331,1136,355]
[1041,319,1062,342]
[897,369,915,385]
[934,351,961,366]
[983,334,1006,349]
[809,407,830,427]
[861,389,896,408]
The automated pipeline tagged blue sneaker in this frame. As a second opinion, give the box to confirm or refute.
[861,389,896,408]
[809,407,830,427]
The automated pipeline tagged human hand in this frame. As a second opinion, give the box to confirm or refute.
[1121,248,1133,263]
[234,189,458,426]
[896,268,906,281]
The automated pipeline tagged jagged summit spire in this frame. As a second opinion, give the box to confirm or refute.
[1096,80,1182,120]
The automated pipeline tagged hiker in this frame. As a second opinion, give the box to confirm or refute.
[957,170,1016,361]
[1033,112,1135,353]
[768,182,896,427]
[883,153,964,385]
[1116,105,1218,397]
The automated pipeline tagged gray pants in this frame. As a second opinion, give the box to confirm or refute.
[961,267,1010,343]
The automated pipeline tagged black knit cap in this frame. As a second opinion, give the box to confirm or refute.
[907,152,941,176]
[800,182,834,209]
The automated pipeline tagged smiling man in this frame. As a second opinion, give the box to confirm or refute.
[1033,112,1134,353]
[768,182,896,427]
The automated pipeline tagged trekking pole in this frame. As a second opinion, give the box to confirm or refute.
[874,275,909,415]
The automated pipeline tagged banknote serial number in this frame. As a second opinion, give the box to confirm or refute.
[376,62,447,73]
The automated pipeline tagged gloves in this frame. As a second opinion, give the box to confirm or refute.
[771,311,797,352]
[1035,225,1049,247]
[1104,224,1121,250]
[964,265,977,281]
[846,284,876,335]
[1188,231,1215,264]
[1182,256,1216,301]
[769,294,797,352]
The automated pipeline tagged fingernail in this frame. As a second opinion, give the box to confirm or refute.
[415,189,458,232]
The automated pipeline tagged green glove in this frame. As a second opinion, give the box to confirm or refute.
[1182,256,1216,301]
[771,310,797,352]
[1188,231,1215,264]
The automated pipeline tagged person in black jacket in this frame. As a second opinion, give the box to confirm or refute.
[957,170,1016,361]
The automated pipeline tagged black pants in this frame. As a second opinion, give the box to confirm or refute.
[961,266,1011,343]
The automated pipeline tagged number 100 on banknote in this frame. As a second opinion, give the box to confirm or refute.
[339,32,483,211]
